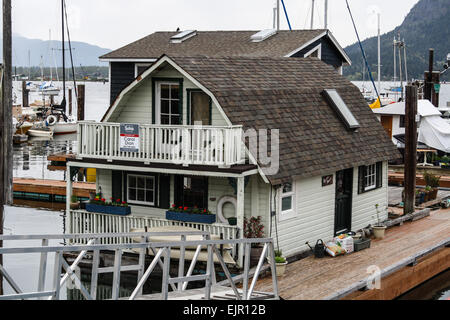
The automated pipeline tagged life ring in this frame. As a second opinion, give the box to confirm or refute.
[46,115,58,126]
[217,196,237,224]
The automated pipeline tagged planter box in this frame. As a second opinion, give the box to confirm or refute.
[85,203,131,216]
[166,211,216,224]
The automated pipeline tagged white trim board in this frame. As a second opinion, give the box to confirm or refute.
[304,44,322,59]
[67,161,259,179]
[99,58,157,63]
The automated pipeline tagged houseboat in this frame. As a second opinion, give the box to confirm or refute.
[66,53,399,266]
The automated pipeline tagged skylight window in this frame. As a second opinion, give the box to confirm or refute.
[323,89,360,130]
[250,29,277,42]
[170,30,197,43]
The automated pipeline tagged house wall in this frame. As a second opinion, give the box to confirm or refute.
[291,37,344,70]
[275,161,389,258]
[95,168,271,225]
[110,62,135,104]
[106,64,229,127]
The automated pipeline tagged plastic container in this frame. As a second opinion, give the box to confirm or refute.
[354,238,371,252]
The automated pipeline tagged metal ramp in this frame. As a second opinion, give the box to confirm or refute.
[0,231,279,300]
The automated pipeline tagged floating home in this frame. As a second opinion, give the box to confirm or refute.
[66,52,399,266]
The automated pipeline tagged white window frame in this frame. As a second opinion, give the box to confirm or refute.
[304,44,322,59]
[364,164,377,191]
[155,81,181,125]
[127,174,156,206]
[135,63,152,78]
[279,182,296,221]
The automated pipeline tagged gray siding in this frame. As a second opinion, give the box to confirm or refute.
[110,62,135,104]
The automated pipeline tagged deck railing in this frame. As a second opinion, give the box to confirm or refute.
[77,121,245,166]
[0,232,279,300]
[68,210,241,257]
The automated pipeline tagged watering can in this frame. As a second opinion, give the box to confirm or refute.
[306,239,325,259]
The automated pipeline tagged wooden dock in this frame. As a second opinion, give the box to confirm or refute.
[47,153,76,171]
[13,178,95,198]
[389,172,450,188]
[254,208,450,300]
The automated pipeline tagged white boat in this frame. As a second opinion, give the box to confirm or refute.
[27,128,54,138]
[45,115,78,135]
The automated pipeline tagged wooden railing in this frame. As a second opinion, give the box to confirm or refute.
[77,121,245,166]
[68,210,241,257]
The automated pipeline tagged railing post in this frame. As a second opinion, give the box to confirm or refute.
[268,242,280,300]
[66,165,72,234]
[90,239,100,300]
[51,251,63,300]
[178,235,186,292]
[37,239,49,298]
[242,243,251,300]
[161,247,171,300]
[111,249,122,300]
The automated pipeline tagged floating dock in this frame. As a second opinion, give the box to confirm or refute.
[254,208,450,300]
[13,178,95,200]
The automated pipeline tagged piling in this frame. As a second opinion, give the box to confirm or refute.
[404,85,418,215]
[22,80,29,108]
[77,84,85,121]
[424,49,434,101]
[68,88,73,116]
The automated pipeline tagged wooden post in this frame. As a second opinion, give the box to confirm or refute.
[68,88,73,116]
[1,0,13,295]
[77,84,85,121]
[424,49,434,101]
[237,177,245,268]
[404,85,418,215]
[22,80,29,108]
[431,71,440,108]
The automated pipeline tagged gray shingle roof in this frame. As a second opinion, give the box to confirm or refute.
[168,56,400,184]
[100,30,328,60]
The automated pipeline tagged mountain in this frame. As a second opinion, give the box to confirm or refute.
[0,34,110,67]
[343,0,449,81]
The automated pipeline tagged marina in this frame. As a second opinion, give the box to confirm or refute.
[1,0,450,305]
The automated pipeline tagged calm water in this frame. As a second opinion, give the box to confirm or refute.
[4,81,450,299]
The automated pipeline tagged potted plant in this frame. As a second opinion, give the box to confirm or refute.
[440,156,450,169]
[244,216,265,267]
[70,195,80,210]
[227,217,237,226]
[273,250,287,277]
[372,204,387,239]
[85,194,131,216]
[166,205,216,224]
[423,171,440,201]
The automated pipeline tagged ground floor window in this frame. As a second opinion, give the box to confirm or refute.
[127,174,155,206]
[358,162,383,194]
[279,182,295,220]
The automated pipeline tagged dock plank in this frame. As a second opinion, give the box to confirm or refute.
[254,208,450,300]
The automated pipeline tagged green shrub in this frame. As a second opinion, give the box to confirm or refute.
[423,171,440,188]
[275,256,286,264]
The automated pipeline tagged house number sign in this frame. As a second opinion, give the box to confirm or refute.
[120,124,140,153]
[322,175,333,187]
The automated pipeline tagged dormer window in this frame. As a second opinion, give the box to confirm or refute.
[323,89,360,130]
[170,30,197,43]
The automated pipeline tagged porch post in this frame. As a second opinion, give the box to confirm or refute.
[237,176,245,268]
[66,164,72,234]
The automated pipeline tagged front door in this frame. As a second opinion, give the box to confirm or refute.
[380,116,393,139]
[335,168,353,235]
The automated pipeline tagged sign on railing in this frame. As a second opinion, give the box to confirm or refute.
[120,124,140,153]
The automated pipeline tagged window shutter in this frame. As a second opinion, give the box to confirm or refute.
[358,166,366,194]
[376,162,383,189]
[159,174,171,209]
[152,79,156,124]
[112,171,123,200]
[174,175,184,206]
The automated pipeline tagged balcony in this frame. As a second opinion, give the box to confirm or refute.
[77,121,245,167]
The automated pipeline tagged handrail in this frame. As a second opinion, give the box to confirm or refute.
[77,120,243,130]
[0,232,279,301]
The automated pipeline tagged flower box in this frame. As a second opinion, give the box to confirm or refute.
[85,203,131,216]
[166,211,216,224]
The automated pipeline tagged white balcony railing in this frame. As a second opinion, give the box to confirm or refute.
[77,121,245,166]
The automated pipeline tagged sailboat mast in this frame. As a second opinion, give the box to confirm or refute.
[311,0,315,29]
[49,29,53,81]
[61,0,66,102]
[377,13,381,96]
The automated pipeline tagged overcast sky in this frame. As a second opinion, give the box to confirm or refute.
[8,0,419,50]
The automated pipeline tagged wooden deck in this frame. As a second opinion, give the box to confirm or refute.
[254,208,450,300]
[389,172,450,188]
[13,178,95,198]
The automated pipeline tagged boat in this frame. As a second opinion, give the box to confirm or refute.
[27,127,54,138]
[45,114,78,135]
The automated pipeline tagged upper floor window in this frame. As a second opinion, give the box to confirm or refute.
[156,82,181,125]
[135,63,152,77]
